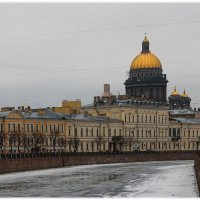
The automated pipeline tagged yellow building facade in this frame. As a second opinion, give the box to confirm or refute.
[81,103,200,151]
[0,109,124,154]
[51,100,81,114]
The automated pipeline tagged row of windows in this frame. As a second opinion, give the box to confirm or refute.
[69,142,106,151]
[125,129,168,138]
[131,72,160,79]
[8,137,65,147]
[7,124,64,133]
[69,127,122,137]
[124,114,168,124]
[169,128,200,138]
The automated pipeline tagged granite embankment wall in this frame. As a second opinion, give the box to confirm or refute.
[0,151,195,175]
[194,152,200,196]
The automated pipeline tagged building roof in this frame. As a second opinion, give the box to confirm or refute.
[64,114,123,123]
[169,109,194,115]
[85,100,169,110]
[20,110,66,120]
[0,111,10,118]
[172,117,200,125]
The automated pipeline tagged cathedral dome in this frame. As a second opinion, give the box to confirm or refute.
[171,86,180,96]
[181,89,189,98]
[130,36,162,70]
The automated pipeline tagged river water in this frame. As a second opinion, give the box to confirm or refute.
[0,160,198,197]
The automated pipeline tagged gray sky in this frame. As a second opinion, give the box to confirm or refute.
[0,3,199,108]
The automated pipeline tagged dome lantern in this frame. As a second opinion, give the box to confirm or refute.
[142,34,150,53]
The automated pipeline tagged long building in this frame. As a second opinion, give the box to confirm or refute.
[0,109,124,154]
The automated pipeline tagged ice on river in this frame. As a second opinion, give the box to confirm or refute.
[0,160,198,197]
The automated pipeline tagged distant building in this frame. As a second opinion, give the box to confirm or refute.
[1,107,15,112]
[168,87,191,110]
[51,99,81,114]
[94,84,128,106]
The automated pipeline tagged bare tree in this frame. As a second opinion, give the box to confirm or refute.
[8,131,15,154]
[96,135,103,152]
[69,137,80,152]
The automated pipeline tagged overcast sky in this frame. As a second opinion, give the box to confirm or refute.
[0,3,199,108]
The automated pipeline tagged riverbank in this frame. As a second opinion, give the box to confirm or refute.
[194,152,200,196]
[0,151,194,175]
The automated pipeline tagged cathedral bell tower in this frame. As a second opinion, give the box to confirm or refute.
[124,35,168,102]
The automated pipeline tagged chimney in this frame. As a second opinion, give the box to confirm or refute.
[101,84,112,98]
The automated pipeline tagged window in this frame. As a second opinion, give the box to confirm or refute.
[49,124,51,132]
[31,124,34,132]
[18,124,20,132]
[109,129,111,136]
[8,124,11,132]
[91,128,93,137]
[91,143,94,151]
[86,128,88,137]
[75,128,77,137]
[61,125,64,133]
[103,127,106,136]
[69,128,71,136]
[114,129,116,136]
[81,128,83,137]
[27,124,29,132]
[58,125,60,133]
[96,128,98,137]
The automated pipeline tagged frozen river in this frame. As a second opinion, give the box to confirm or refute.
[0,160,198,197]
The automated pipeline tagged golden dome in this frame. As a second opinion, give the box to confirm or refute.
[171,86,180,96]
[131,53,162,69]
[130,35,162,70]
[181,89,188,98]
